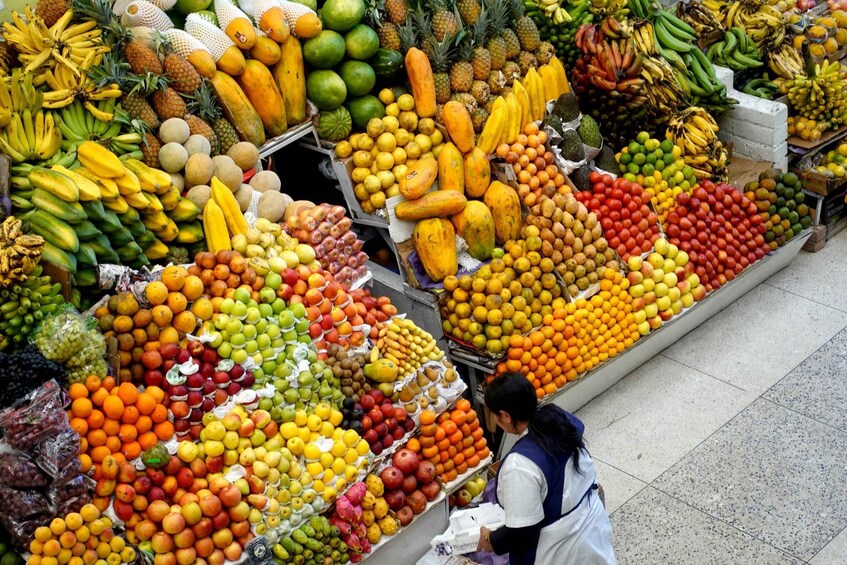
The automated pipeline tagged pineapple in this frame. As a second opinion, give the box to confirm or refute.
[36,0,70,27]
[89,51,162,130]
[535,41,554,65]
[518,50,537,74]
[411,7,437,55]
[378,22,402,51]
[123,91,160,130]
[457,0,481,25]
[152,86,187,120]
[124,35,163,75]
[472,107,489,132]
[141,132,162,168]
[435,104,445,124]
[385,0,409,24]
[486,0,507,70]
[76,0,164,74]
[450,92,478,113]
[502,60,520,85]
[501,86,512,97]
[187,81,226,154]
[487,70,505,94]
[483,96,497,114]
[470,80,490,104]
[470,9,491,80]
[450,38,474,93]
[427,33,458,105]
[515,15,540,51]
[503,28,521,60]
[155,33,202,94]
[429,0,459,42]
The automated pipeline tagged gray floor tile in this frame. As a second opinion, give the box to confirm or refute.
[662,284,847,394]
[611,487,803,565]
[592,459,646,514]
[764,327,847,432]
[576,355,752,482]
[767,228,847,312]
[811,527,847,564]
[654,398,847,561]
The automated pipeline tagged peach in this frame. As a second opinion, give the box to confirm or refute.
[218,485,241,507]
[178,493,199,506]
[153,552,176,565]
[208,476,229,495]
[181,502,202,526]
[162,513,186,535]
[210,512,230,531]
[237,419,255,438]
[190,459,208,478]
[173,528,196,549]
[135,520,157,541]
[229,521,249,538]
[151,532,174,554]
[195,537,215,558]
[162,476,179,497]
[147,500,171,523]
[223,541,243,561]
[192,518,213,539]
[211,528,233,549]
[175,547,197,565]
[207,549,225,565]
[227,501,250,522]
[199,495,222,518]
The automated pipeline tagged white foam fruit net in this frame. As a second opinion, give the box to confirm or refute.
[121,0,174,30]
[241,0,277,20]
[185,13,236,61]
[214,0,254,30]
[162,28,212,58]
[147,0,177,10]
[277,0,317,27]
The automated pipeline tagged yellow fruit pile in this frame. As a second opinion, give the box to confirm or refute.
[29,505,135,565]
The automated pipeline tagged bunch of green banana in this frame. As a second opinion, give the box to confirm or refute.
[1,7,109,87]
[675,1,723,37]
[527,0,592,68]
[666,106,728,182]
[779,60,847,126]
[705,28,763,72]
[677,48,736,114]
[767,43,806,80]
[8,150,77,215]
[0,86,63,164]
[742,75,779,100]
[0,263,65,350]
[725,1,785,49]
[56,100,143,158]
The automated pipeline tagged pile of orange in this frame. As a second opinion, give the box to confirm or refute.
[496,123,570,207]
[94,265,206,383]
[68,376,172,475]
[188,250,265,309]
[408,400,489,483]
[494,269,640,397]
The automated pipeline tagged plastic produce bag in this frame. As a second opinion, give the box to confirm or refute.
[0,380,68,453]
[0,512,50,549]
[0,485,52,519]
[48,475,91,515]
[36,428,81,484]
[0,451,49,488]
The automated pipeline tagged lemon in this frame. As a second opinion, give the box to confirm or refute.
[366,118,384,138]
[394,128,412,146]
[358,134,374,151]
[378,88,395,104]
[405,140,422,159]
[335,140,352,158]
[369,191,387,208]
[363,175,381,194]
[415,134,432,152]
[397,93,415,111]
[418,117,436,135]
[376,132,397,152]
[376,152,395,170]
[430,130,444,145]
[385,102,400,117]
[392,147,407,165]
[377,170,395,189]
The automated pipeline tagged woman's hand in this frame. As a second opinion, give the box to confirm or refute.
[477,526,494,553]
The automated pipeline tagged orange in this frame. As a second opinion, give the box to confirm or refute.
[79,454,92,473]
[455,399,471,412]
[172,310,197,334]
[406,438,421,452]
[450,411,467,427]
[87,429,107,448]
[138,432,158,450]
[136,393,155,415]
[166,292,187,314]
[85,375,102,393]
[145,281,169,306]
[150,404,168,424]
[86,410,105,430]
[118,424,137,443]
[182,275,204,301]
[103,396,124,420]
[69,383,88,401]
[419,410,436,426]
[70,418,89,437]
[449,430,464,445]
[161,265,187,292]
[117,382,138,405]
[159,327,179,345]
[121,406,139,424]
[102,418,120,437]
[145,386,165,403]
[90,446,111,463]
[133,308,152,328]
[102,377,116,391]
[421,446,439,459]
[190,298,214,322]
[105,436,122,453]
[122,441,141,460]
[153,421,174,440]
[135,415,152,434]
[72,398,93,419]
[151,305,173,328]
[442,420,457,436]
[419,436,436,448]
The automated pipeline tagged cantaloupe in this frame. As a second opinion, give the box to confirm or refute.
[158,143,189,173]
[249,170,281,193]
[184,134,212,156]
[185,153,214,187]
[186,185,211,212]
[227,141,260,171]
[159,118,191,144]
[211,155,243,191]
[235,184,255,212]
[258,190,287,221]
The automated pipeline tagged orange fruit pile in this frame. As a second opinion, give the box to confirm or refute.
[409,400,489,483]
[188,250,265,310]
[68,376,172,475]
[495,269,640,397]
[496,123,570,207]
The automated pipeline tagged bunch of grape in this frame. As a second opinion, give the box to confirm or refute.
[64,328,108,384]
[33,311,107,384]
[0,345,67,408]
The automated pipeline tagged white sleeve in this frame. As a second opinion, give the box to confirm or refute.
[496,453,547,528]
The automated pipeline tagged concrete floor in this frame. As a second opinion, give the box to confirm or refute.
[577,228,847,564]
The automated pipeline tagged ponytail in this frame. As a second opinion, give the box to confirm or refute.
[528,405,585,474]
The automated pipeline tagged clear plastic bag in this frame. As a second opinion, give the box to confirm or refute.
[48,475,91,515]
[31,307,92,364]
[0,485,52,519]
[0,511,50,548]
[36,428,81,484]
[0,451,49,488]
[0,380,68,453]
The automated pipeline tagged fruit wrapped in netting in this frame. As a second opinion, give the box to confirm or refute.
[0,485,52,520]
[0,452,49,488]
[0,380,71,453]
[47,475,91,515]
[36,428,81,484]
[0,345,67,408]
[32,307,107,383]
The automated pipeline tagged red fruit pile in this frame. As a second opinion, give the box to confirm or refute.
[378,449,441,525]
[664,181,770,291]
[359,390,416,456]
[312,287,398,353]
[143,343,254,440]
[576,172,661,261]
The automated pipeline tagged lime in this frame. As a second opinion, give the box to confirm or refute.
[633,153,646,165]
[619,152,632,164]
[660,139,675,153]
[627,141,640,154]
[663,152,675,164]
[624,173,637,183]
[644,138,659,151]
[636,131,650,143]
[642,163,654,176]
[627,163,640,175]
[645,153,657,165]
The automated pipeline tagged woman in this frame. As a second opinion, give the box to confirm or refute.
[476,372,616,564]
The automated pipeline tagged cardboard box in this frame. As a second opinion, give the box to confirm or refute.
[430,503,506,555]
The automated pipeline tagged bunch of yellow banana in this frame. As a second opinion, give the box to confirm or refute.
[666,107,728,181]
[725,2,785,49]
[532,0,571,24]
[41,49,122,115]
[0,71,62,163]
[701,0,729,25]
[1,7,109,86]
[779,61,847,124]
[0,217,45,287]
[640,56,686,114]
[627,20,657,56]
[0,69,44,128]
[55,99,143,157]
[767,43,805,80]
[675,1,723,37]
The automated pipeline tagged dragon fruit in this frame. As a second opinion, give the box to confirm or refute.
[346,482,367,506]
[330,516,352,535]
[344,533,363,553]
[335,495,358,523]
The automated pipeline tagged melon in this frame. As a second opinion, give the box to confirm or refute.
[344,24,379,60]
[249,171,282,193]
[158,143,188,173]
[307,70,347,110]
[339,60,376,97]
[185,153,214,187]
[303,30,346,69]
[227,142,259,171]
[321,0,365,31]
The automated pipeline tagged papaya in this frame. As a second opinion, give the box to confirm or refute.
[451,201,495,261]
[413,218,457,282]
[438,142,464,194]
[483,181,522,244]
[463,147,491,198]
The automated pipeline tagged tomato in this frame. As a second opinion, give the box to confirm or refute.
[622,218,632,228]
[640,240,652,253]
[608,236,621,248]
[609,210,621,221]
[618,228,630,241]
[609,199,622,212]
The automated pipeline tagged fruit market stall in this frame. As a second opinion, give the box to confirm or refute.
[0,0,834,561]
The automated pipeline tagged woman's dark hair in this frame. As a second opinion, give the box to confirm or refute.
[485,372,585,472]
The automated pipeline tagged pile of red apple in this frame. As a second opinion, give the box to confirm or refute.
[141,343,254,440]
[377,448,442,525]
[664,181,769,291]
[575,173,661,260]
[359,390,415,456]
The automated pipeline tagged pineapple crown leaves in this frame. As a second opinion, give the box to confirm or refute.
[150,29,176,59]
[186,79,223,122]
[426,30,465,72]
[398,16,421,52]
[469,5,490,43]
[483,0,506,34]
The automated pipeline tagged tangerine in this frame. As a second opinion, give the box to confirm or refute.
[103,396,124,420]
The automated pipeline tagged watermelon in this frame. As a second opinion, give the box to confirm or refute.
[369,49,404,78]
[339,61,376,97]
[346,95,385,130]
[303,31,347,69]
[316,107,353,141]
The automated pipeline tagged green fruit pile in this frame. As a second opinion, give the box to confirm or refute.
[273,515,349,564]
[746,170,812,249]
[0,264,64,351]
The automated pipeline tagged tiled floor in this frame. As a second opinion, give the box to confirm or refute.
[579,228,847,564]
